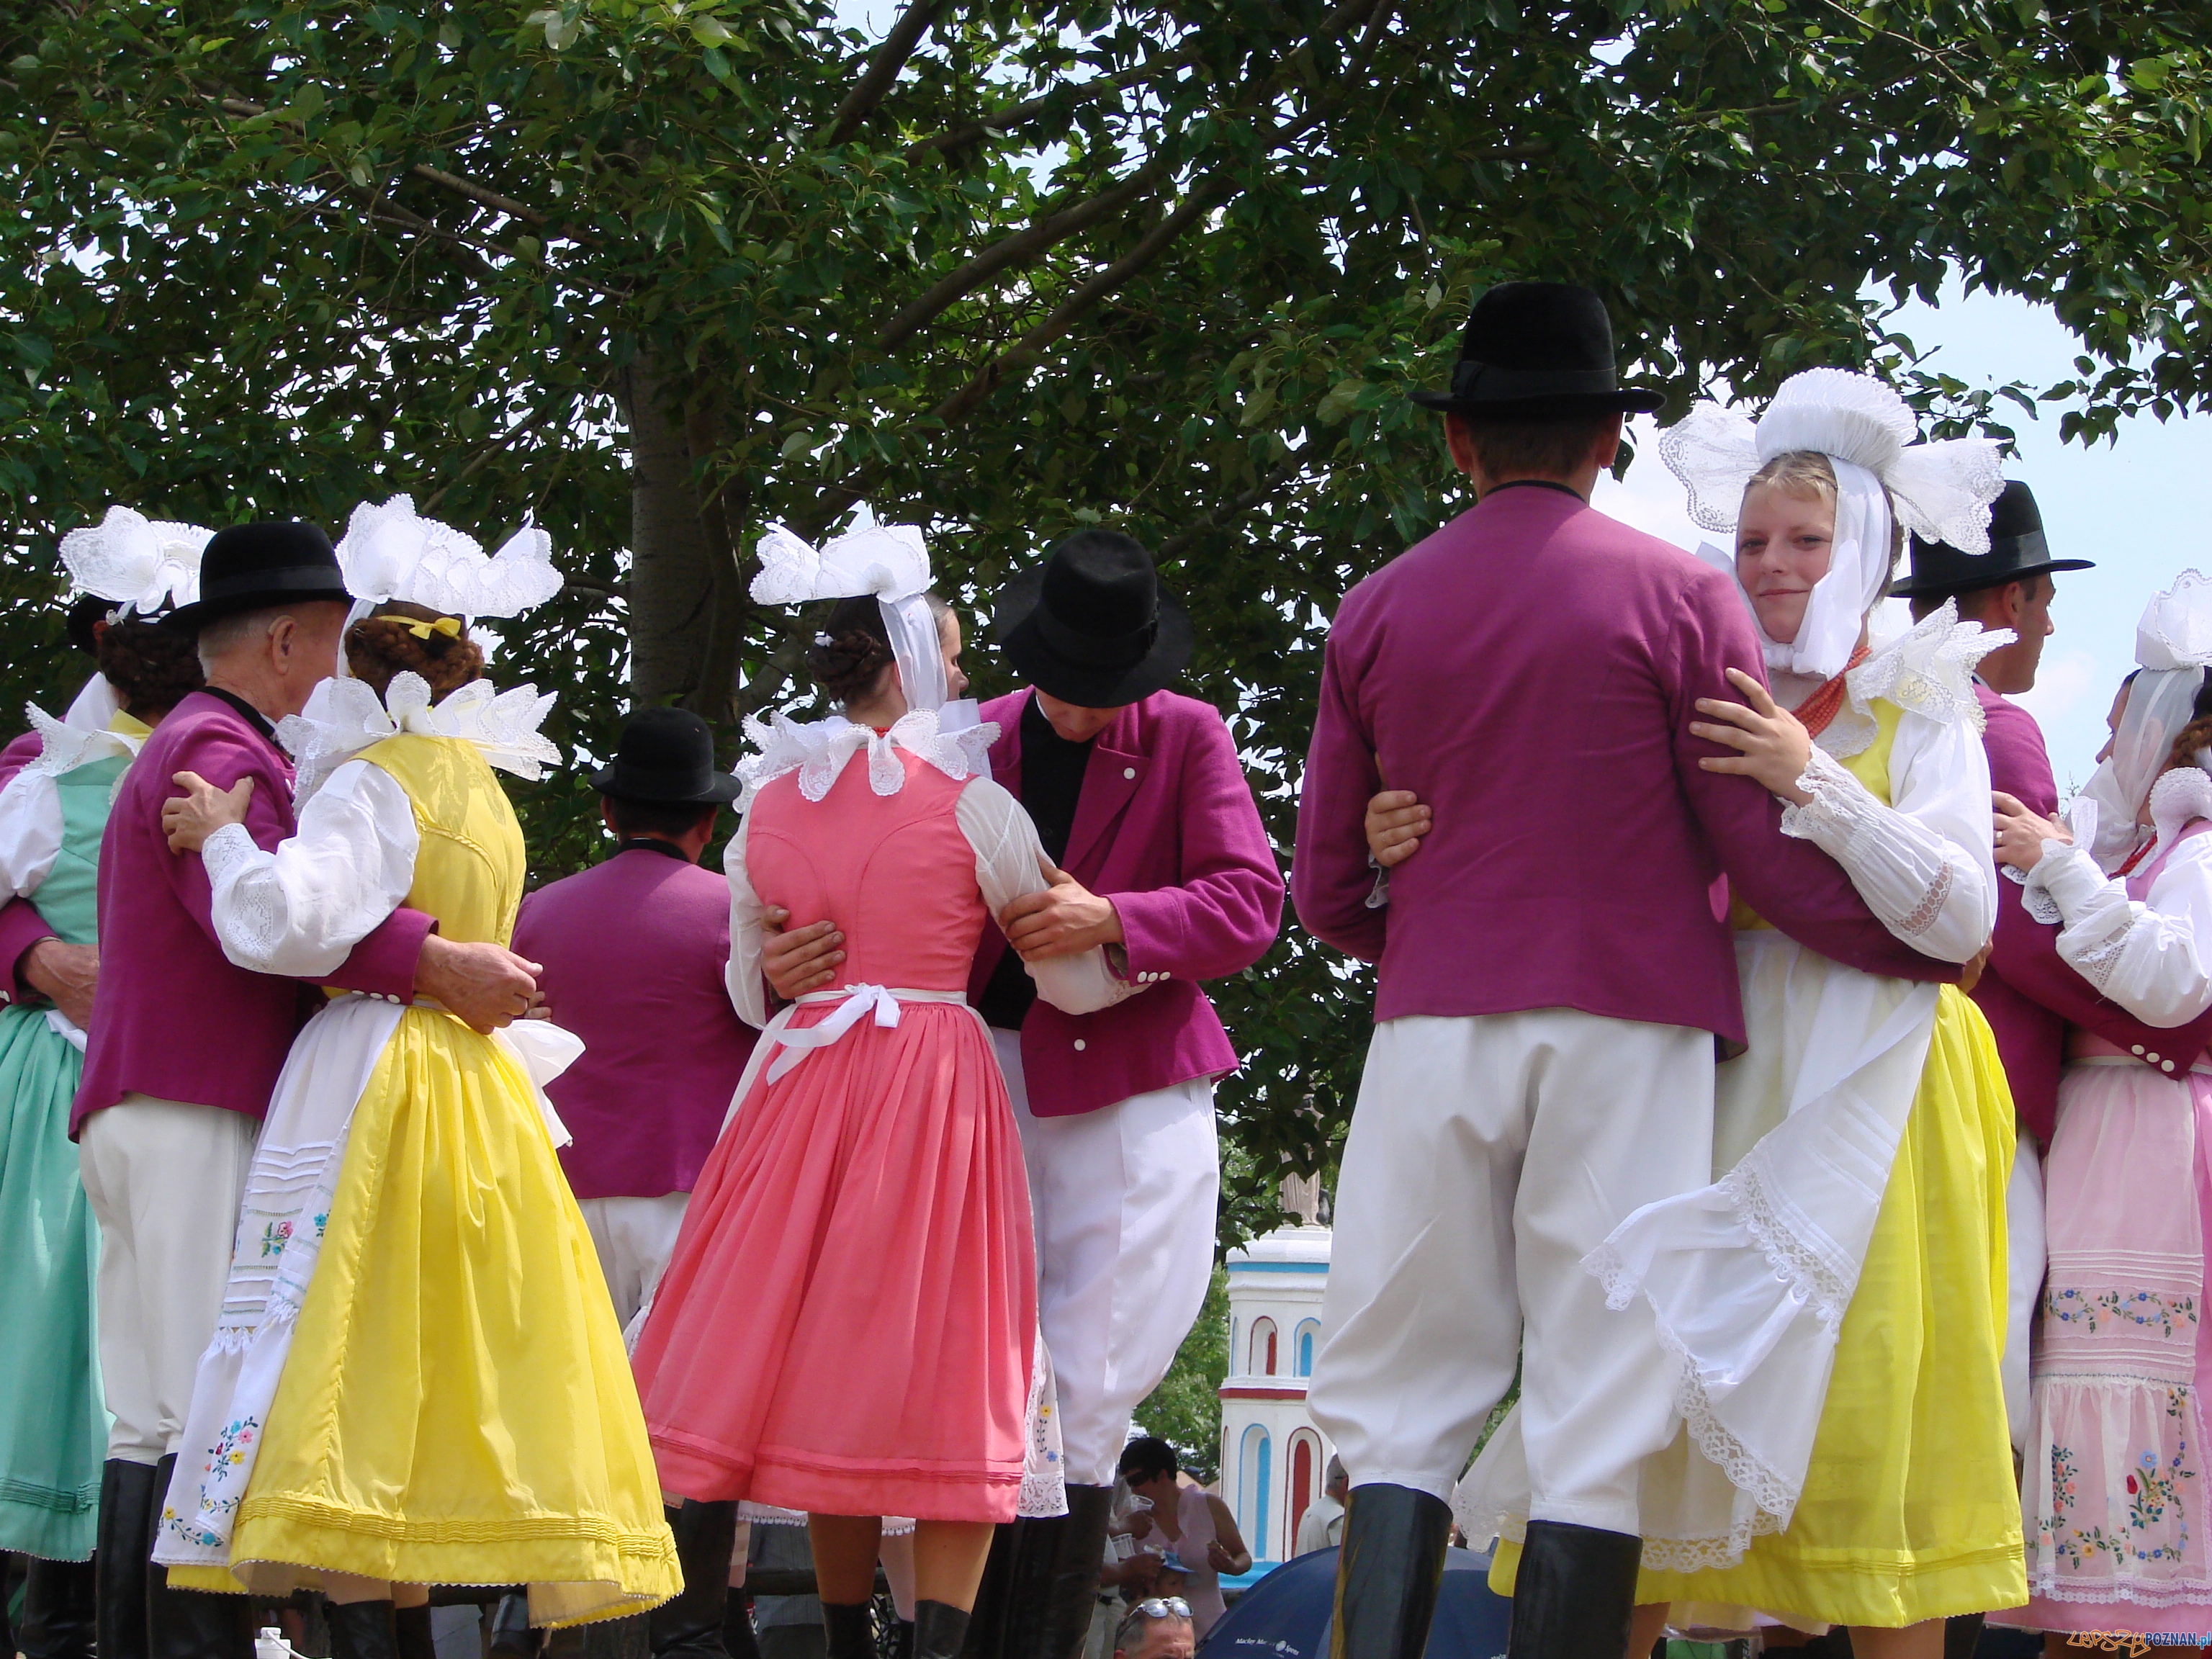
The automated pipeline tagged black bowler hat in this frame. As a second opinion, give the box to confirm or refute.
[165,521,352,633]
[1890,480,2093,599]
[1410,282,1665,418]
[995,530,1193,708]
[589,706,741,807]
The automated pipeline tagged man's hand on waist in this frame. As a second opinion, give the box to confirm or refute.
[22,939,97,1028]
[760,906,843,1001]
[999,860,1123,962]
[415,934,540,1033]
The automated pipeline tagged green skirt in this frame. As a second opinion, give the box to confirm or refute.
[0,1004,104,1558]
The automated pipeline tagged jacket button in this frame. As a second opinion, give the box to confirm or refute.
[2147,1053,2162,1064]
[1073,1038,1087,1051]
[1123,768,1136,780]
[2164,1061,2177,1072]
[2134,1046,2146,1056]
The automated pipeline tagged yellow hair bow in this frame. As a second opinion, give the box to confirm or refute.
[375,613,462,641]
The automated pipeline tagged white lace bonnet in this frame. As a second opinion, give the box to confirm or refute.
[1661,368,2003,681]
[750,506,951,714]
[332,495,563,627]
[57,505,212,618]
[2073,570,2212,871]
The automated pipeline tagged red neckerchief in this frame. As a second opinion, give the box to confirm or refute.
[2117,836,2157,878]
[1786,644,1874,736]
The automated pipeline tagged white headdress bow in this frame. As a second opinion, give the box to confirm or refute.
[751,507,950,714]
[333,495,562,621]
[57,506,212,616]
[1661,367,2003,681]
[2074,570,2212,871]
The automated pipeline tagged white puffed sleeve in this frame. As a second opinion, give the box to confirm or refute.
[2026,835,2212,1028]
[956,778,1136,1016]
[0,772,63,900]
[722,809,770,1029]
[1776,709,1996,964]
[201,759,421,976]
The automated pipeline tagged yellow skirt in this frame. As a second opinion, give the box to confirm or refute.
[183,1007,678,1625]
[1494,986,2026,1628]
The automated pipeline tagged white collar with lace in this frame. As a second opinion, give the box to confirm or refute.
[1814,599,2012,759]
[20,703,148,778]
[277,672,559,802]
[737,708,999,807]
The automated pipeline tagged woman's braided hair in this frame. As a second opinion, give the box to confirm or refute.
[345,601,485,702]
[804,592,953,707]
[2163,670,2212,776]
[95,613,204,719]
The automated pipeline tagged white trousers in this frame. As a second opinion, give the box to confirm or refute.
[1307,1010,1713,1533]
[78,1097,258,1465]
[580,1192,691,1327]
[2003,1125,2046,1454]
[996,1029,1220,1487]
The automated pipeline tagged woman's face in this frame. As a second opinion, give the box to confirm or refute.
[1735,482,1836,646]
[2097,678,2131,765]
[1126,1467,1176,1506]
[938,608,968,701]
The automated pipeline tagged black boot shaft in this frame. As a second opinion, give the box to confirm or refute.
[649,1501,737,1659]
[18,1557,99,1659]
[1030,1485,1114,1659]
[1505,1520,1642,1659]
[910,1603,971,1659]
[820,1602,873,1659]
[97,1460,158,1659]
[325,1601,400,1659]
[1328,1483,1452,1659]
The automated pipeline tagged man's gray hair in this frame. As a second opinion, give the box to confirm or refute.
[1112,1601,1194,1655]
[194,605,294,674]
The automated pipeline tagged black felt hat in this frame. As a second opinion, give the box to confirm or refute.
[165,521,353,632]
[1410,282,1665,417]
[1890,480,2093,599]
[590,706,741,807]
[994,530,1193,708]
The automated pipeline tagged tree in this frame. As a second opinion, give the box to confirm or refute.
[1132,1265,1229,1484]
[5,0,2211,1215]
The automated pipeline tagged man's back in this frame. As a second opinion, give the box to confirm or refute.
[514,846,755,1200]
[1294,485,1945,1042]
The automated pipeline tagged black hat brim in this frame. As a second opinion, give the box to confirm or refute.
[164,583,354,634]
[994,564,1195,707]
[589,765,743,807]
[1408,386,1665,417]
[1889,557,2095,600]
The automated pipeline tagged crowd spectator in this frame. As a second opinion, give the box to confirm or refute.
[1112,1598,1195,1659]
[1293,1457,1349,1556]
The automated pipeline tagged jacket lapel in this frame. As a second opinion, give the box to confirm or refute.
[1063,704,1146,877]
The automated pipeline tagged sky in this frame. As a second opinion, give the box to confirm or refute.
[1593,282,2203,799]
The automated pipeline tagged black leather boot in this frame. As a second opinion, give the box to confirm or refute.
[888,1620,915,1659]
[820,1602,873,1659]
[143,1455,254,1659]
[911,1603,970,1659]
[18,1557,99,1659]
[97,1460,158,1659]
[325,1601,400,1659]
[1028,1485,1112,1659]
[1328,1484,1452,1659]
[1505,1519,1643,1659]
[649,1501,737,1659]
[393,1604,437,1659]
[719,1593,758,1659]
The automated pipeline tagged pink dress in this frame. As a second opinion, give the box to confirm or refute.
[634,738,1112,1523]
[2000,822,2212,1639]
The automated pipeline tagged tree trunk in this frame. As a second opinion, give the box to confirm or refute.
[683,405,752,728]
[616,354,716,707]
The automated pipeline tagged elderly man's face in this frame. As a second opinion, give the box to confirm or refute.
[1115,1615,1195,1659]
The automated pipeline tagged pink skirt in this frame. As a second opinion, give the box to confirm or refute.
[631,1002,1036,1521]
[1994,1063,2212,1640]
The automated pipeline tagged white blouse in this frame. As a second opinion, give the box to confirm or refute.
[2025,805,2212,1030]
[724,773,1130,1028]
[1777,703,1997,966]
[202,759,420,976]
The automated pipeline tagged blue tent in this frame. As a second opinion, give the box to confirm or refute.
[1197,1547,1510,1659]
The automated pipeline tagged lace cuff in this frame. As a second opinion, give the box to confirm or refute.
[200,823,282,965]
[1779,747,1954,940]
[2022,842,2119,931]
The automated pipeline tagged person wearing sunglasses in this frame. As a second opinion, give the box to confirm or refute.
[1112,1598,1194,1659]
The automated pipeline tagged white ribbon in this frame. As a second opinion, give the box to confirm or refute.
[763,983,906,1082]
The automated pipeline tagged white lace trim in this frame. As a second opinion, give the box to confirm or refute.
[276,672,559,802]
[57,505,210,614]
[749,511,930,606]
[2145,768,2212,868]
[1659,369,2004,552]
[739,1504,919,1536]
[1844,600,2008,732]
[20,703,143,776]
[333,494,562,619]
[736,709,997,806]
[1778,747,1959,943]
[2137,570,2212,673]
[2074,929,2132,992]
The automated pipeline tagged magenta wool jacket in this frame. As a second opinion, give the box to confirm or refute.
[1294,485,1956,1045]
[964,688,1283,1118]
[513,846,759,1200]
[0,728,50,1004]
[1967,683,2212,1145]
[71,690,432,1135]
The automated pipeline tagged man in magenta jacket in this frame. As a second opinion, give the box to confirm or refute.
[73,523,537,1659]
[1292,284,1960,1659]
[767,531,1282,1659]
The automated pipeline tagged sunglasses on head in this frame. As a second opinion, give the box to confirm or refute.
[1133,1599,1190,1619]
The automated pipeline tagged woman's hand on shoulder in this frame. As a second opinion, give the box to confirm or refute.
[1364,789,1429,867]
[162,770,253,853]
[1992,790,2070,873]
[1691,668,1815,805]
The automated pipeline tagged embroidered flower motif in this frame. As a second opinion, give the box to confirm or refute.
[2044,1285,2199,1337]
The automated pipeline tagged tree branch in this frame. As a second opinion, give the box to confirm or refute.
[1156,462,1298,559]
[876,163,1164,350]
[418,397,575,513]
[825,0,956,145]
[904,46,1203,158]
